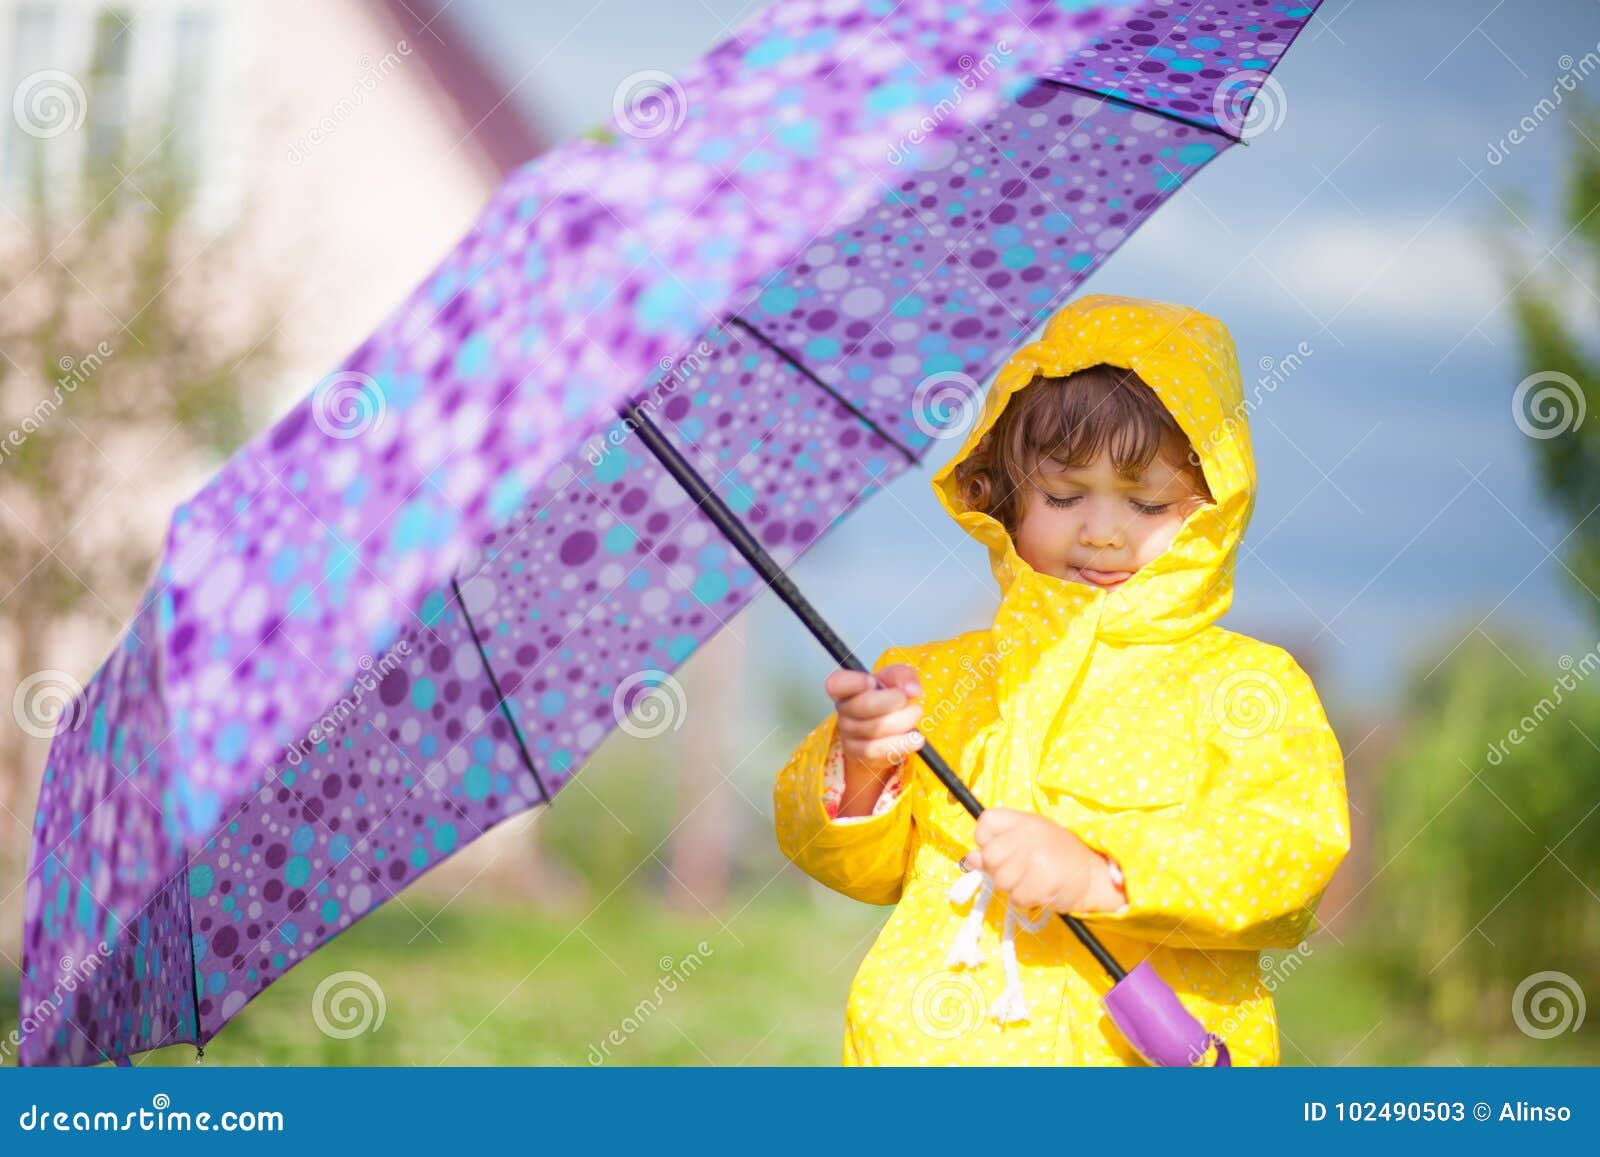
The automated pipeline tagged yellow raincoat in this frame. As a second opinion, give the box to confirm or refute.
[773,294,1351,1066]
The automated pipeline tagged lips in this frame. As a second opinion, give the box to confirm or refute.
[1076,566,1134,588]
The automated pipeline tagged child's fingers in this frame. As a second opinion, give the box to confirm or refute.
[974,806,1026,843]
[987,843,1029,895]
[976,826,1025,869]
[837,700,923,738]
[961,848,983,872]
[823,668,877,702]
[874,664,923,700]
[825,664,922,714]
[835,683,920,721]
[849,733,925,766]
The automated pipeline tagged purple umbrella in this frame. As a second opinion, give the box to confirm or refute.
[19,0,1320,1067]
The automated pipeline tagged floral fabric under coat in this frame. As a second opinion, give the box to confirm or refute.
[773,293,1351,1066]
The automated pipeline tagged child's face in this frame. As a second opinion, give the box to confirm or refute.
[1013,443,1208,591]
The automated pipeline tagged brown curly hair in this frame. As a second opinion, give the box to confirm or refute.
[952,363,1213,538]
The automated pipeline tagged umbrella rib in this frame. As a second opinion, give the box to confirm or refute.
[450,575,552,806]
[1032,76,1245,146]
[184,870,204,1055]
[725,315,920,465]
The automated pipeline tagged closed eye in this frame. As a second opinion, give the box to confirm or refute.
[1131,500,1172,515]
[1042,493,1081,509]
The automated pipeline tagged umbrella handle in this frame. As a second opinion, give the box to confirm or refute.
[1104,961,1234,1067]
[620,399,1232,1066]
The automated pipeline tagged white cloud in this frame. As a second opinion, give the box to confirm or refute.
[1271,214,1504,331]
[1123,202,1506,336]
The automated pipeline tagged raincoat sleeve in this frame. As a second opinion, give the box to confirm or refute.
[772,647,918,906]
[1071,649,1351,952]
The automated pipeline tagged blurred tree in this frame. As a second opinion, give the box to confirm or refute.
[0,128,282,959]
[1370,630,1599,1044]
[1499,101,1600,626]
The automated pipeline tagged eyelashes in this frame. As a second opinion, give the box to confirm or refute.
[1041,493,1173,516]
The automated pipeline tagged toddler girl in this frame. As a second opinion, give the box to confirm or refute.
[773,294,1350,1066]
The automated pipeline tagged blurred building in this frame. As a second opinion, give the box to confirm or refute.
[0,0,545,415]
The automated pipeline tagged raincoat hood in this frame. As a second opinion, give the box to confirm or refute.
[931,293,1255,645]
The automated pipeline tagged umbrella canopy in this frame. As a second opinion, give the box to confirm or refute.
[20,0,1322,1066]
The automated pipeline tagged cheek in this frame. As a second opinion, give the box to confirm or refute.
[1135,515,1186,564]
[1013,503,1064,557]
[1013,508,1042,554]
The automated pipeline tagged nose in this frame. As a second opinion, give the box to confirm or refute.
[1079,503,1124,551]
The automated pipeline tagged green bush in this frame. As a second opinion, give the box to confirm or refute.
[1370,628,1600,1037]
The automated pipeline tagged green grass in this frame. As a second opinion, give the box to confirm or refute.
[3,888,1591,1066]
[1271,938,1596,1066]
[3,884,889,1067]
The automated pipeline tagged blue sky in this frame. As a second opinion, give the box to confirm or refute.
[450,0,1600,714]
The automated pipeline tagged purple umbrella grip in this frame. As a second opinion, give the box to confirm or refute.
[1103,960,1232,1067]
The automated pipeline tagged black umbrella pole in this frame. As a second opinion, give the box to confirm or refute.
[621,401,1126,983]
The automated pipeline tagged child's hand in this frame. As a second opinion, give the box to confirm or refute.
[824,663,925,779]
[964,808,1113,913]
